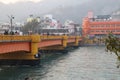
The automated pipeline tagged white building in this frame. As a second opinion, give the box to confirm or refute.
[42,14,62,29]
[64,20,75,35]
[0,22,10,34]
[27,15,40,23]
[44,14,53,20]
[0,22,23,34]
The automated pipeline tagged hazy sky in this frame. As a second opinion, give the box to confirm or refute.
[0,0,43,4]
[0,0,119,22]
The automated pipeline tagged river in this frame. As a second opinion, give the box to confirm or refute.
[0,46,120,80]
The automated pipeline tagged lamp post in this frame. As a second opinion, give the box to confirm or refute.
[8,15,14,33]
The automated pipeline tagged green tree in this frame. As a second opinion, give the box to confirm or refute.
[105,33,120,68]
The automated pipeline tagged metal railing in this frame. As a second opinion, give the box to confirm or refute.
[0,35,81,42]
[0,35,31,42]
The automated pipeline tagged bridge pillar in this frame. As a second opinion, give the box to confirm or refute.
[75,36,79,46]
[62,35,68,47]
[31,35,41,58]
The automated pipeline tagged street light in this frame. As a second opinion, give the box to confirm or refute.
[8,15,14,33]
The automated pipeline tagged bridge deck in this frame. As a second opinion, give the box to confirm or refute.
[0,35,82,61]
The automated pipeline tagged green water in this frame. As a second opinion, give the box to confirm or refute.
[0,46,120,80]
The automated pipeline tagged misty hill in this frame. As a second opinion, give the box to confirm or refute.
[0,0,120,23]
[48,0,120,23]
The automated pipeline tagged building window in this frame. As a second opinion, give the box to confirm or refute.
[101,30,104,32]
[101,25,104,27]
[90,30,94,32]
[106,24,110,27]
[116,24,120,27]
[111,24,115,27]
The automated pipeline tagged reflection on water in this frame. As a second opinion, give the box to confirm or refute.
[0,46,120,80]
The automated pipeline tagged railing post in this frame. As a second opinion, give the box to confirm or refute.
[62,35,68,47]
[31,35,41,58]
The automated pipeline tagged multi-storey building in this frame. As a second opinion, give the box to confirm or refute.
[82,12,120,38]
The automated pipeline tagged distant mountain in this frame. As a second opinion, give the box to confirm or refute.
[48,0,120,23]
[0,0,87,22]
[0,0,120,23]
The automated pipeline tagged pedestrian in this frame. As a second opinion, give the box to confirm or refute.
[4,30,8,35]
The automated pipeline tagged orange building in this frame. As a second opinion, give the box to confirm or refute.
[82,14,120,38]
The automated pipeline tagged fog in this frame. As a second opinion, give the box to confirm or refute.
[0,0,120,23]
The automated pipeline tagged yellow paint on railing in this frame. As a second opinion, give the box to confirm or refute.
[40,35,63,40]
[31,35,41,42]
[0,35,31,41]
[0,35,81,42]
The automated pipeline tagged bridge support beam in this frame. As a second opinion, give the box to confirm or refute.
[0,35,41,65]
[39,46,65,50]
[0,35,82,65]
[75,36,79,46]
[31,35,41,59]
[0,52,40,66]
[62,35,68,48]
[0,52,36,60]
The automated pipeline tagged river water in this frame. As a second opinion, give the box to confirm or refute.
[0,46,120,80]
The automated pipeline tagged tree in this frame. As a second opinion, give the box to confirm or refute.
[105,32,120,68]
[22,19,40,34]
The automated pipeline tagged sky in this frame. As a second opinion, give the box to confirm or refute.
[0,0,119,23]
[0,0,43,4]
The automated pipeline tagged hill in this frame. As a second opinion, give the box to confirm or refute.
[0,0,120,23]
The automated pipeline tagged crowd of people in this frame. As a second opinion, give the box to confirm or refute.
[3,30,21,35]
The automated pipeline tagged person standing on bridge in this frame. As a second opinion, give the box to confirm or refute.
[4,30,8,35]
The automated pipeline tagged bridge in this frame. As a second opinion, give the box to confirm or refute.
[0,35,82,65]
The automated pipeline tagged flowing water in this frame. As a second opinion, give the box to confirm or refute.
[0,46,120,80]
